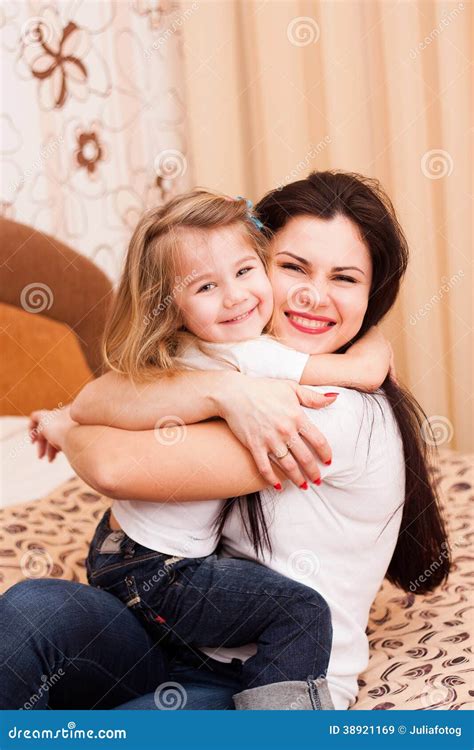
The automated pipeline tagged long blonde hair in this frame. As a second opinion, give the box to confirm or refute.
[102,189,270,381]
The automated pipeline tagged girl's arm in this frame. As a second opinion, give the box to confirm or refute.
[70,370,232,429]
[300,327,392,391]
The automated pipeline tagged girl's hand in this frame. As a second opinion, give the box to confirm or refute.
[213,373,336,488]
[29,404,77,462]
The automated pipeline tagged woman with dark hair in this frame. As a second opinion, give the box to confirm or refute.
[0,171,449,710]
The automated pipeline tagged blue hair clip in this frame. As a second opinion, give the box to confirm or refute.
[236,196,265,231]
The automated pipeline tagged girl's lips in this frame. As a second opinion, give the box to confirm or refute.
[220,305,257,325]
[285,311,337,334]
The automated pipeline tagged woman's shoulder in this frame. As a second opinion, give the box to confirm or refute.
[306,386,397,439]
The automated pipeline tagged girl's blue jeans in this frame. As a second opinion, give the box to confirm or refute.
[86,509,333,704]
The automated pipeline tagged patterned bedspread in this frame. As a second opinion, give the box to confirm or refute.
[0,449,472,710]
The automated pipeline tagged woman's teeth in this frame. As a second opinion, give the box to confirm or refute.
[287,314,335,329]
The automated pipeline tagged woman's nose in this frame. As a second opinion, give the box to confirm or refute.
[287,281,329,312]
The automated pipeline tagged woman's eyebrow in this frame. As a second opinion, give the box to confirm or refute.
[333,266,365,275]
[275,251,311,267]
[276,252,365,276]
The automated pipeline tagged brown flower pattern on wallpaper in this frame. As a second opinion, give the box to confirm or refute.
[75,130,103,175]
[1,1,190,281]
[0,449,472,710]
[22,20,87,109]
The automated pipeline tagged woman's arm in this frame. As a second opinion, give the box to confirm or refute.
[65,421,271,502]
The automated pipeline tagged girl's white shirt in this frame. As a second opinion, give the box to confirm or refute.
[112,336,405,710]
[111,337,310,557]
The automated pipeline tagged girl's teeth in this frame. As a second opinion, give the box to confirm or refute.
[229,308,253,322]
[289,315,334,329]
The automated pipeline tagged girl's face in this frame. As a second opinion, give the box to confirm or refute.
[175,225,273,343]
[269,214,373,354]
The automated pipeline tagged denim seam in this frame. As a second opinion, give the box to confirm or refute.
[88,552,167,580]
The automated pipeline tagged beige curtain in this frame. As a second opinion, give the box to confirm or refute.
[181,0,473,452]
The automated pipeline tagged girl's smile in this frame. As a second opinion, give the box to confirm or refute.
[175,225,273,343]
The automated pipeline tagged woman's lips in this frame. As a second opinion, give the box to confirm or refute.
[285,311,336,334]
[220,305,258,325]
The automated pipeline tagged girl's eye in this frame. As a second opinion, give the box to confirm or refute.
[334,275,356,283]
[237,266,254,277]
[197,282,216,293]
[281,262,305,273]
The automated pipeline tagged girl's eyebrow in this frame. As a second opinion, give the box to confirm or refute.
[276,252,365,275]
[190,255,258,285]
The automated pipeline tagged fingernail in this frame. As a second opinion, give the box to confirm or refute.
[313,478,322,485]
[273,483,282,491]
[324,392,338,397]
[324,459,332,466]
[300,481,308,490]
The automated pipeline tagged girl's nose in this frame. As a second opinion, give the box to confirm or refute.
[223,284,248,307]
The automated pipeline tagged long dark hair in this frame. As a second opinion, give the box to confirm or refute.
[216,170,450,594]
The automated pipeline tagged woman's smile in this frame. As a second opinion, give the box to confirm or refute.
[284,311,337,334]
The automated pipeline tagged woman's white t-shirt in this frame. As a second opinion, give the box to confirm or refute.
[112,337,310,556]
[113,336,405,709]
[201,386,405,710]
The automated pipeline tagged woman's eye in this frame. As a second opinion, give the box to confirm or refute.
[197,282,216,293]
[281,262,304,273]
[237,266,254,277]
[334,275,356,283]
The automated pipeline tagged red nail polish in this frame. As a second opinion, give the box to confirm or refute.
[300,481,308,490]
[273,483,282,491]
[154,615,166,624]
[324,392,338,397]
[324,459,332,466]
[313,478,322,485]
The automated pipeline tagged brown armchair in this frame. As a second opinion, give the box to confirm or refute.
[0,218,114,415]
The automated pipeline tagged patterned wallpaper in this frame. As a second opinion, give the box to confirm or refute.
[1,0,193,281]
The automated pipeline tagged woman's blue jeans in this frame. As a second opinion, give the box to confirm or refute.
[0,578,239,710]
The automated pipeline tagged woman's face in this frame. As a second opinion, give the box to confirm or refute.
[269,214,373,354]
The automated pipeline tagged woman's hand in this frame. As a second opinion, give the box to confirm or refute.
[29,404,77,462]
[213,373,336,489]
